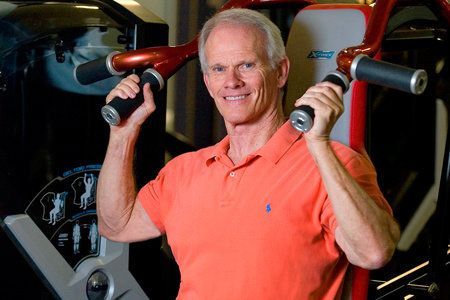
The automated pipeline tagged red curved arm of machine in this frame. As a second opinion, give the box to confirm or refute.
[288,0,448,133]
[336,0,450,78]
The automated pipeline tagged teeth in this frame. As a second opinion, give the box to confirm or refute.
[225,95,246,100]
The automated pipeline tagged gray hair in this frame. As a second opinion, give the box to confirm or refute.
[198,8,286,73]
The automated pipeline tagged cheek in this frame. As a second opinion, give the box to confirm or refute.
[204,74,219,98]
[258,69,276,86]
[267,71,281,91]
[205,82,220,99]
[257,72,275,96]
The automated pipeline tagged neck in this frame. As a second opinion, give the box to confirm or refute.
[227,113,285,165]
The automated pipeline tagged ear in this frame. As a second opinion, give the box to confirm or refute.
[277,56,290,88]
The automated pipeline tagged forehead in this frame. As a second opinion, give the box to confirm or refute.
[204,23,266,64]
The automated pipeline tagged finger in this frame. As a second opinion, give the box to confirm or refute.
[118,76,141,96]
[296,94,340,115]
[299,86,343,113]
[142,83,156,114]
[106,86,133,103]
[294,89,340,110]
[307,84,341,103]
[294,92,343,126]
[127,73,140,83]
[106,76,141,102]
[316,81,343,98]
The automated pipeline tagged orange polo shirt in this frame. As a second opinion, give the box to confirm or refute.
[138,121,391,299]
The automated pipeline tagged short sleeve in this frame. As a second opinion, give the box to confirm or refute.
[138,170,167,234]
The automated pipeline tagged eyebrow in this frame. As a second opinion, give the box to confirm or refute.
[208,59,257,69]
[208,63,224,68]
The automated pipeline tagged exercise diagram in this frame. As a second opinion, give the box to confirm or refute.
[48,192,67,225]
[78,173,97,210]
[72,219,98,255]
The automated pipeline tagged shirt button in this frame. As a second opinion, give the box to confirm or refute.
[229,171,236,177]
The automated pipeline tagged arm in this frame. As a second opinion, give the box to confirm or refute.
[96,74,161,243]
[295,82,400,269]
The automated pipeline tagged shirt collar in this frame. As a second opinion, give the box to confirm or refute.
[206,135,230,166]
[206,121,303,166]
[255,121,303,164]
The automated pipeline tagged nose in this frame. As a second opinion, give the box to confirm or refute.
[224,68,244,89]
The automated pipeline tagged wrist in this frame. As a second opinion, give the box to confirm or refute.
[305,137,332,157]
[108,126,141,151]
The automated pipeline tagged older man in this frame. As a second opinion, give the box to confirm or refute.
[97,8,399,299]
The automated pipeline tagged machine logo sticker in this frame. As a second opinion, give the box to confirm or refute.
[307,50,335,59]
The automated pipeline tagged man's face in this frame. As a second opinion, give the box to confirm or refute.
[203,23,288,128]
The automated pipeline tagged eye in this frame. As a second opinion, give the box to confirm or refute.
[241,62,255,70]
[210,65,225,73]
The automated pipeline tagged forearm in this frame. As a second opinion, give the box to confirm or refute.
[308,141,400,268]
[97,129,140,237]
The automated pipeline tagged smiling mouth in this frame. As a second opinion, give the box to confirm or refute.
[224,94,249,101]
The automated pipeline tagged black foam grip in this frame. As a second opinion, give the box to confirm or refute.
[296,104,315,120]
[102,71,161,125]
[75,56,112,85]
[353,56,426,94]
[322,72,348,92]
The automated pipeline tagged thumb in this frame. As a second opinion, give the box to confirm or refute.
[142,82,156,113]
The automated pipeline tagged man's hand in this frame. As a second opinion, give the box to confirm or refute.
[106,74,156,129]
[293,82,344,144]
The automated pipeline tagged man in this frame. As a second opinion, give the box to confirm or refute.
[97,8,400,299]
